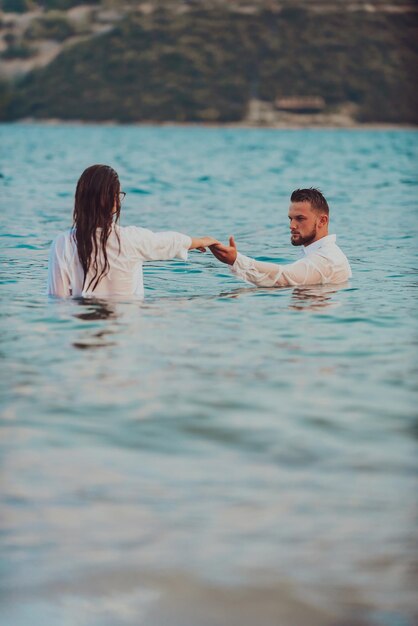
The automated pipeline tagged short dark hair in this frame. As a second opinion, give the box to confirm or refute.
[290,188,329,215]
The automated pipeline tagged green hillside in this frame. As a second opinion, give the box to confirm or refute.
[2,5,418,124]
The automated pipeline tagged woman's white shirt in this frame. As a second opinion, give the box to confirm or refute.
[231,234,352,288]
[47,225,192,298]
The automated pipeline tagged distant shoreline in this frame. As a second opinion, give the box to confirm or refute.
[7,118,418,131]
[3,7,416,128]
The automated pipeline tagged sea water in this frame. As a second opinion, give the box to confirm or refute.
[0,124,417,626]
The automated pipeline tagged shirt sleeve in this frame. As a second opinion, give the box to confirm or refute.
[126,227,192,262]
[231,252,331,287]
[47,234,71,297]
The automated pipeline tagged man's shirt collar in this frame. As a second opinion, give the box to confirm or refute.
[302,234,337,256]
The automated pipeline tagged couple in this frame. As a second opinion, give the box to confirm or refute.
[47,164,351,298]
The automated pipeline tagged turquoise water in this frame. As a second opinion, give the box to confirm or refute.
[1,124,417,626]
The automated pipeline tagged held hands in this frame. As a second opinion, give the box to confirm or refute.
[209,236,238,266]
[190,235,239,264]
[190,236,221,252]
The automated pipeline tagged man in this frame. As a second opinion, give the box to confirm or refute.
[209,188,352,287]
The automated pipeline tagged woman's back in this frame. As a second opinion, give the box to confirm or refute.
[47,165,216,299]
[48,224,192,299]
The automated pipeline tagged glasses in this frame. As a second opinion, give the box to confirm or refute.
[119,191,126,201]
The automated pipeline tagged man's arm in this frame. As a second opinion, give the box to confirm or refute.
[210,237,325,287]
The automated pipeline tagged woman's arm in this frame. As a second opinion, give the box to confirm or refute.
[189,236,220,252]
[47,235,71,297]
[127,227,219,262]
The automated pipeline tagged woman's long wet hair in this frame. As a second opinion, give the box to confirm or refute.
[73,164,121,292]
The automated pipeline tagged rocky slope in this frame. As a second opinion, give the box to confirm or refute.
[1,1,417,124]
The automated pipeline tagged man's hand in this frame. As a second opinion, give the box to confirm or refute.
[209,236,238,266]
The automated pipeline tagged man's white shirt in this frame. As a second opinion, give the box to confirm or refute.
[231,234,352,288]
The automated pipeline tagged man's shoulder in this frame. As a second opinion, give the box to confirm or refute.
[309,236,348,261]
[313,236,348,264]
[318,235,345,254]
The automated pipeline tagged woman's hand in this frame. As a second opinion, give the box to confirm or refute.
[189,236,220,252]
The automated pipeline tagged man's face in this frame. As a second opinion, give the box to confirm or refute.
[288,201,320,246]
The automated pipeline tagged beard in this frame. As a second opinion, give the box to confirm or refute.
[291,225,317,247]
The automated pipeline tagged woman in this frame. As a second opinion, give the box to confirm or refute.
[47,164,218,298]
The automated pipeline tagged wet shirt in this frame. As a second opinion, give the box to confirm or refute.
[47,225,192,298]
[231,235,352,288]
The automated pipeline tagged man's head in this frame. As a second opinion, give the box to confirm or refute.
[289,188,329,246]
